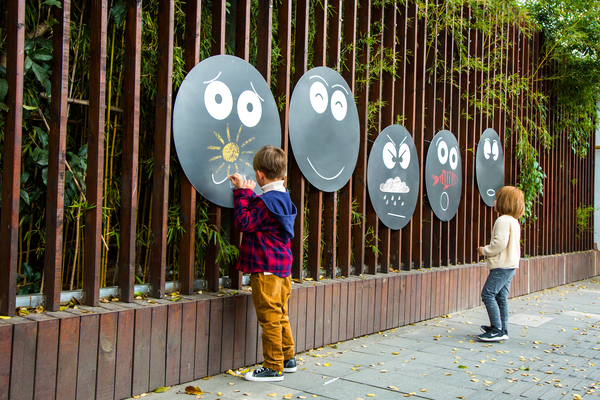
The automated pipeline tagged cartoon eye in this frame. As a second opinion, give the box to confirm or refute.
[492,140,499,161]
[309,81,328,114]
[398,143,411,169]
[483,139,492,160]
[383,142,396,169]
[204,80,233,120]
[330,90,347,121]
[437,140,448,164]
[237,90,262,128]
[449,147,459,170]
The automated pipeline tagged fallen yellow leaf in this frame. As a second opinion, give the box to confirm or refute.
[153,387,169,393]
[185,386,203,395]
[267,393,278,397]
[324,363,331,367]
[419,389,427,392]
[0,316,11,319]
[366,395,375,398]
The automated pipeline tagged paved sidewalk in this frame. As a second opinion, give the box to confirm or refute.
[132,277,600,400]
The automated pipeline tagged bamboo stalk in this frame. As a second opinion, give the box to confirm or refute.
[69,199,82,290]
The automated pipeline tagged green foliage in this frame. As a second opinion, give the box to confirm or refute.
[575,204,596,238]
[17,263,42,295]
[526,0,600,158]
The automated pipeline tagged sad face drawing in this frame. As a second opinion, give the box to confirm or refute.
[172,55,281,208]
[425,130,462,221]
[288,67,360,192]
[476,128,504,207]
[367,125,420,230]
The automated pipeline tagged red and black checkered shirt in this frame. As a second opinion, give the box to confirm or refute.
[233,188,294,278]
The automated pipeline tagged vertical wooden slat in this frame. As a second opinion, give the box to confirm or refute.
[220,297,235,372]
[76,314,100,400]
[114,308,135,400]
[119,0,143,303]
[0,0,25,316]
[401,1,418,270]
[290,0,309,281]
[9,319,37,400]
[194,300,209,379]
[96,313,118,400]
[294,287,307,353]
[233,295,247,369]
[323,0,343,279]
[275,0,293,156]
[0,322,12,400]
[256,0,273,83]
[29,316,58,400]
[44,0,71,311]
[314,285,324,348]
[338,0,358,277]
[179,302,197,383]
[352,0,372,275]
[149,305,168,390]
[83,0,108,306]
[165,304,182,386]
[179,0,202,295]
[132,307,151,394]
[207,299,223,376]
[149,0,175,298]
[331,282,340,343]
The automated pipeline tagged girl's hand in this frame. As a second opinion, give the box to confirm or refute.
[477,246,484,256]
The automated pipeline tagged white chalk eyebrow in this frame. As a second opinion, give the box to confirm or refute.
[310,75,329,86]
[203,71,222,84]
[250,82,264,102]
[332,84,349,95]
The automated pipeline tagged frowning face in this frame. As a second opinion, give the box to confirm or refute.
[367,125,420,230]
[172,55,281,208]
[476,128,504,207]
[288,67,360,192]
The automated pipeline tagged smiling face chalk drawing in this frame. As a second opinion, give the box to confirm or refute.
[425,130,462,221]
[367,125,420,230]
[476,128,504,207]
[288,67,360,192]
[172,55,281,208]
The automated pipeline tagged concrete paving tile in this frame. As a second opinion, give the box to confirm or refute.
[306,376,413,400]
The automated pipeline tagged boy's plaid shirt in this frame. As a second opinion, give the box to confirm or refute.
[233,188,293,278]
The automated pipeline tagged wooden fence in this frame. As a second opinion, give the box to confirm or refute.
[0,0,597,398]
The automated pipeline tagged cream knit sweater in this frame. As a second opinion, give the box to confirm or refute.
[481,214,521,270]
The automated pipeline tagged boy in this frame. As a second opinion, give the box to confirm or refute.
[228,145,298,382]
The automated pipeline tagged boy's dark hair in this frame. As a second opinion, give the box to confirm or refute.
[495,186,525,219]
[253,145,287,180]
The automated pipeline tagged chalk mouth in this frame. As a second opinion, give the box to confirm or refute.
[307,157,345,181]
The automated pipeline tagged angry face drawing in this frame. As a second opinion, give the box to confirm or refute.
[367,125,420,230]
[288,67,360,192]
[476,128,504,207]
[172,55,281,208]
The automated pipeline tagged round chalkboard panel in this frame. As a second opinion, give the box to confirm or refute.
[288,67,360,192]
[173,55,281,208]
[425,130,462,221]
[367,125,420,230]
[476,128,504,207]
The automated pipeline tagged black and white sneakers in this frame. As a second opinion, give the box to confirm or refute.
[477,327,509,342]
[245,358,297,382]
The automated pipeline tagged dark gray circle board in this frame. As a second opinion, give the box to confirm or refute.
[288,67,360,192]
[172,55,281,208]
[425,130,462,221]
[367,125,419,230]
[476,128,504,207]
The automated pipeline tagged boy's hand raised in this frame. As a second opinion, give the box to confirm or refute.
[229,173,256,190]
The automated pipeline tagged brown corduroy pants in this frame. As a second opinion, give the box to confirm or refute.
[250,273,295,372]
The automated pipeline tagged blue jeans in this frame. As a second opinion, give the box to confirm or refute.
[481,268,517,333]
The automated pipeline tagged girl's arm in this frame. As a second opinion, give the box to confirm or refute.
[481,217,510,257]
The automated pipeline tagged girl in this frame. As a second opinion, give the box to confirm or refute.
[477,186,525,342]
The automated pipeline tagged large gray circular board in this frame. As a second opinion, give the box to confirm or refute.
[367,125,419,230]
[476,128,504,207]
[425,130,462,222]
[172,55,281,208]
[288,67,360,192]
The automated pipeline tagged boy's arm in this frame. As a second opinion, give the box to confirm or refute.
[233,188,270,233]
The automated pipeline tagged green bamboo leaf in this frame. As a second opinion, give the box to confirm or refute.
[20,189,30,206]
[41,0,62,7]
[0,78,8,102]
[31,62,48,86]
[28,49,53,62]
